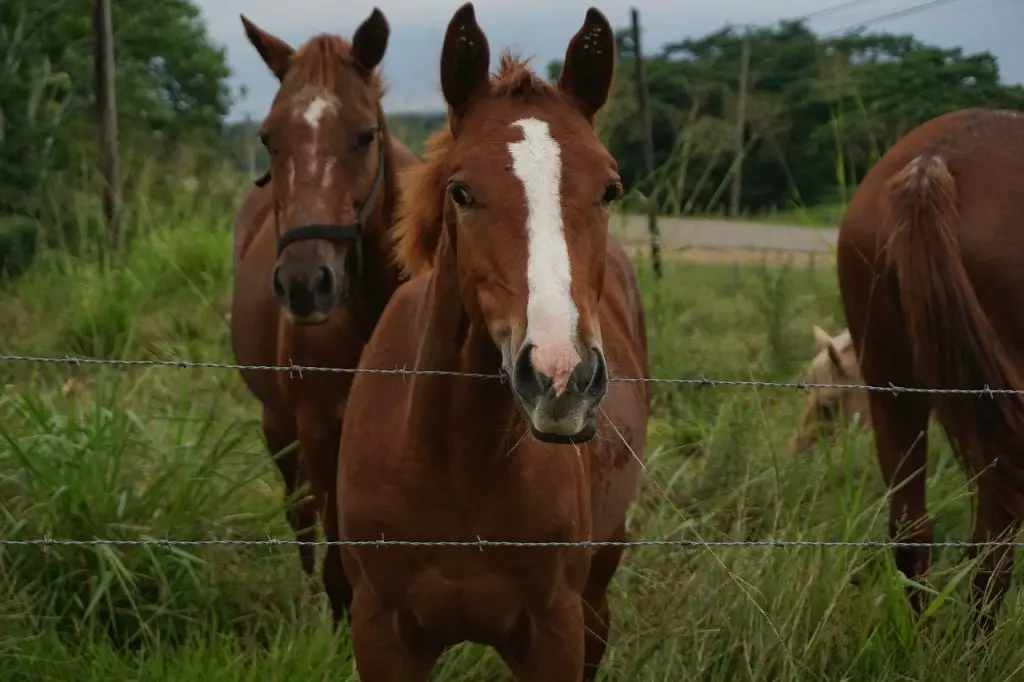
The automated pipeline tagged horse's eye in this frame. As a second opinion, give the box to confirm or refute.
[601,180,623,205]
[356,127,378,148]
[449,182,473,208]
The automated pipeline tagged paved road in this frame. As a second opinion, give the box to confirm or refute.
[611,214,838,253]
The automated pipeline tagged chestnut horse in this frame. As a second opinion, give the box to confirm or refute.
[230,9,419,623]
[336,5,650,680]
[837,108,1024,630]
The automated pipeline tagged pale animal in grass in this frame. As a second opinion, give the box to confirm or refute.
[793,325,869,453]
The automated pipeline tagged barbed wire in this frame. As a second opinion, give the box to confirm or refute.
[4,350,1024,552]
[1,353,1021,396]
[3,537,1024,550]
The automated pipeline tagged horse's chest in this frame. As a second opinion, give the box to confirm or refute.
[351,538,582,649]
[343,475,589,644]
[274,322,364,402]
[397,554,565,646]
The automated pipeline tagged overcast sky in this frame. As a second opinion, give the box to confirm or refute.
[196,0,1021,120]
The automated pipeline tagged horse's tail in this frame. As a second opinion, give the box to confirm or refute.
[886,153,1024,511]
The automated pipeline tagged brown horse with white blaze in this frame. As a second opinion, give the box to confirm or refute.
[837,108,1024,631]
[336,4,650,680]
[229,8,419,624]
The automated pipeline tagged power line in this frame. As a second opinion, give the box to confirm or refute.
[801,0,872,21]
[828,0,966,35]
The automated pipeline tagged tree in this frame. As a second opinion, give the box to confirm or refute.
[557,20,1024,216]
[0,0,236,276]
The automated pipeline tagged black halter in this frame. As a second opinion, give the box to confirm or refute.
[253,128,386,283]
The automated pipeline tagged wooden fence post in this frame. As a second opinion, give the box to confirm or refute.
[92,0,121,252]
[630,8,662,280]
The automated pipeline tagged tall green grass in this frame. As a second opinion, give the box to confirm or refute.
[2,157,1024,680]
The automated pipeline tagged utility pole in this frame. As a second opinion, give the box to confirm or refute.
[629,7,662,280]
[91,0,121,251]
[730,32,751,218]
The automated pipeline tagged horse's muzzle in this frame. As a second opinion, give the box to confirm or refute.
[272,262,340,324]
[510,343,609,444]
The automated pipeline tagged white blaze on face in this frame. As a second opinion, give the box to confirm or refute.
[295,95,337,183]
[321,157,336,189]
[303,96,331,129]
[507,117,580,395]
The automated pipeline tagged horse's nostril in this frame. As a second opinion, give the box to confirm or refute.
[312,266,335,298]
[572,349,594,392]
[512,343,551,398]
[513,343,537,389]
[272,267,286,299]
[573,347,608,396]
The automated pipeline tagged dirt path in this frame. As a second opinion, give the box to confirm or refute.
[611,214,838,267]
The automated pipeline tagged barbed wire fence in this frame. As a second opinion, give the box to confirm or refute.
[5,538,1024,550]
[2,351,1022,552]
[4,353,1022,395]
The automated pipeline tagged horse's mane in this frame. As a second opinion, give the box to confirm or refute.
[289,33,386,96]
[392,52,555,277]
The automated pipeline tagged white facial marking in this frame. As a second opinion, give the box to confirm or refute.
[302,96,332,130]
[321,157,336,189]
[297,96,336,178]
[507,117,580,394]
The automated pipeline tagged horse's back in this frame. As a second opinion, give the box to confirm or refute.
[586,234,649,537]
[599,232,649,391]
[840,108,1024,351]
[390,137,421,168]
[843,109,1024,246]
[603,234,649,373]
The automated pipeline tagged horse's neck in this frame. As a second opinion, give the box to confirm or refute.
[359,138,403,316]
[405,235,519,461]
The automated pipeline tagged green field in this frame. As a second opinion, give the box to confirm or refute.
[3,188,1024,681]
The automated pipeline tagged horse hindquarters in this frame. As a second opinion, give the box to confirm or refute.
[878,153,1024,627]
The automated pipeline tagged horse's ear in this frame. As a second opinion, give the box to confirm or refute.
[440,3,490,129]
[352,7,390,72]
[241,15,294,82]
[813,325,845,374]
[813,325,832,351]
[558,8,616,122]
[826,343,845,375]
